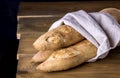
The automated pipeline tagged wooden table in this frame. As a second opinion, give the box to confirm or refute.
[17,1,120,78]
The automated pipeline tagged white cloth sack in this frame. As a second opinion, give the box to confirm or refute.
[49,10,120,62]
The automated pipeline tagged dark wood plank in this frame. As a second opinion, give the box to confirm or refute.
[16,72,120,78]
[18,1,120,34]
[17,54,37,72]
[18,17,61,34]
[17,33,44,54]
[18,1,120,16]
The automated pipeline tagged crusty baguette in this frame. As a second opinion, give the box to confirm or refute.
[33,25,84,51]
[36,40,97,72]
[31,51,53,63]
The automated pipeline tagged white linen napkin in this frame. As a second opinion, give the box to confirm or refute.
[49,10,120,62]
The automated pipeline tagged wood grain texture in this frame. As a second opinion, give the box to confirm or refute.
[17,17,61,34]
[17,1,120,34]
[18,1,120,15]
[17,33,40,54]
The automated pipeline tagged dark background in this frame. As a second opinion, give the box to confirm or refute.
[20,0,120,2]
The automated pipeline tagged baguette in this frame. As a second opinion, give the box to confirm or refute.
[31,51,53,63]
[33,25,84,51]
[32,25,85,63]
[36,40,97,72]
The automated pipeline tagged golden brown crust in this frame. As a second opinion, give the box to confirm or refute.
[31,51,53,63]
[36,40,97,72]
[33,25,84,51]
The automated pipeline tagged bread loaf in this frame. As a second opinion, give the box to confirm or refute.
[31,51,53,63]
[36,40,97,72]
[33,25,84,51]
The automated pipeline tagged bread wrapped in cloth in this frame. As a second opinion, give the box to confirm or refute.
[36,40,97,72]
[32,8,120,72]
[33,25,84,51]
